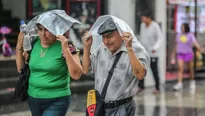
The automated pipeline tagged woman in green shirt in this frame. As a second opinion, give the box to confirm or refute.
[16,10,83,116]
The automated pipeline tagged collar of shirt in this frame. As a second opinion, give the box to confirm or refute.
[102,42,127,56]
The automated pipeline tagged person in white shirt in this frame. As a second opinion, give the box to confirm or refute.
[138,11,163,94]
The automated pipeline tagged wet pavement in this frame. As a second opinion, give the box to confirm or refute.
[1,79,205,116]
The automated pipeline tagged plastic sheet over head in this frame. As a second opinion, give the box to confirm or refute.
[89,15,150,72]
[89,15,138,42]
[23,10,81,36]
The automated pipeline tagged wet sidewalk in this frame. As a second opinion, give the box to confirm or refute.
[1,80,205,116]
[1,55,205,116]
[0,55,15,61]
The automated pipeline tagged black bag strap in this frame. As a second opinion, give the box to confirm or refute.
[101,51,123,99]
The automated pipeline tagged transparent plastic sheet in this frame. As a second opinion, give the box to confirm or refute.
[24,10,81,36]
[89,15,138,43]
[89,15,149,69]
[22,10,81,51]
[88,15,141,53]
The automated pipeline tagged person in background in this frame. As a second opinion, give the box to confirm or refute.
[16,10,82,116]
[171,23,201,91]
[138,11,163,94]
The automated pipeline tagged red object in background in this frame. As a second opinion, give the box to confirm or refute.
[166,72,190,81]
[27,0,32,17]
[174,5,177,32]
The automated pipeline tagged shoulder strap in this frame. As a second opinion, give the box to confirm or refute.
[101,51,123,99]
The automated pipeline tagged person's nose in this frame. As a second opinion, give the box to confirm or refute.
[103,37,109,44]
[42,29,46,36]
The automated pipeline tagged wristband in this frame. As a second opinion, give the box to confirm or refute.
[16,48,23,52]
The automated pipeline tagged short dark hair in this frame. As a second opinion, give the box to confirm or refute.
[141,11,152,18]
[182,23,190,33]
[36,23,41,30]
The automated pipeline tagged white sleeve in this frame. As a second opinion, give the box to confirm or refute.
[132,40,150,72]
[152,24,163,51]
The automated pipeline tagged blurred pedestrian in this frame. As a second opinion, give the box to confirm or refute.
[16,10,82,116]
[138,11,163,94]
[82,15,149,116]
[171,23,201,91]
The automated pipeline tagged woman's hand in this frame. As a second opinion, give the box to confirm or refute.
[56,35,69,52]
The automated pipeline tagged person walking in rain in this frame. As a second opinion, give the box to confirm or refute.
[138,11,163,94]
[82,15,149,116]
[16,10,83,116]
[171,23,201,91]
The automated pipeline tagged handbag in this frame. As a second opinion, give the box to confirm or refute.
[13,64,30,101]
[13,38,36,101]
[86,51,123,116]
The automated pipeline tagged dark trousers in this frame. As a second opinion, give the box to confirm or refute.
[27,95,70,116]
[105,99,136,116]
[138,57,160,90]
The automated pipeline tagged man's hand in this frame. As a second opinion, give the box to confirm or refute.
[82,31,93,48]
[122,32,133,50]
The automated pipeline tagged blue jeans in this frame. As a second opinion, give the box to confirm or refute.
[27,95,70,116]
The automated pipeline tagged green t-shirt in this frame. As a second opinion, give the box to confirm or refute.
[28,38,71,98]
